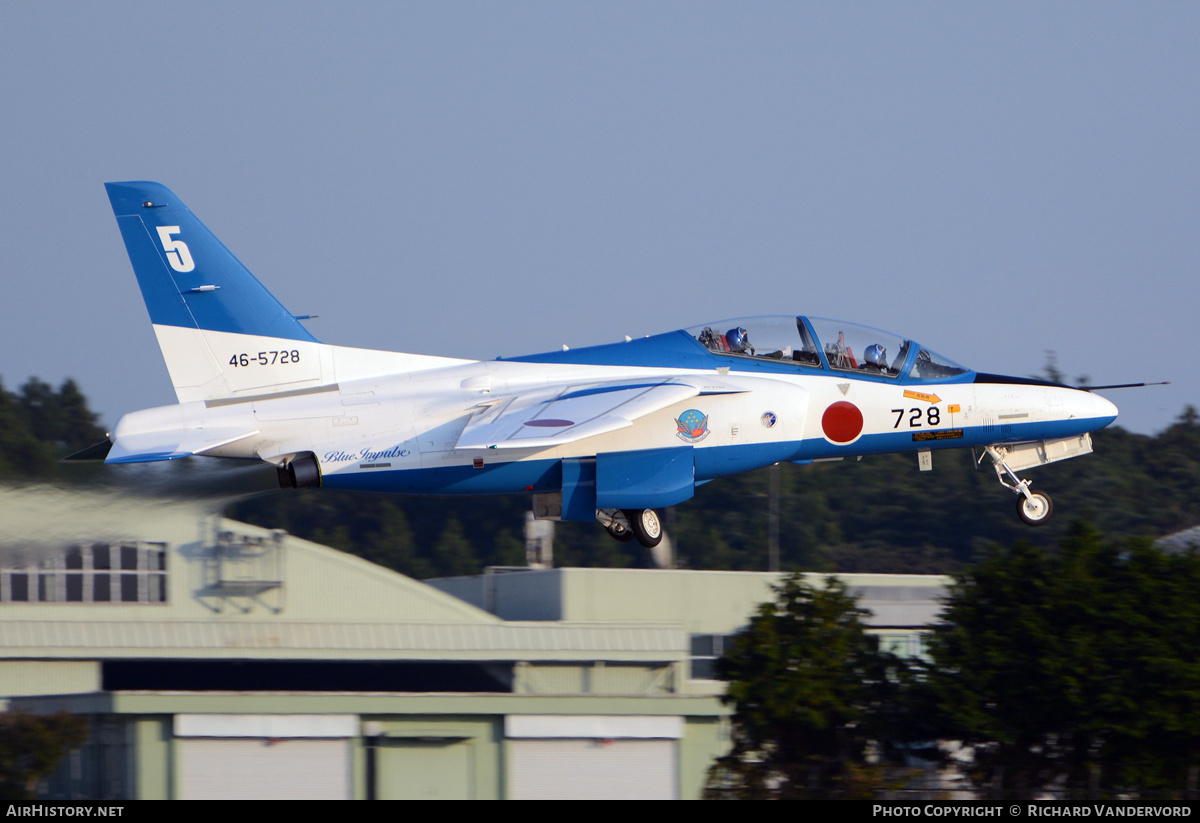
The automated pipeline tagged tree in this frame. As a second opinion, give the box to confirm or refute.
[705,574,906,798]
[0,711,88,799]
[16,378,106,455]
[431,517,479,578]
[0,377,53,477]
[917,524,1200,799]
[1041,351,1066,384]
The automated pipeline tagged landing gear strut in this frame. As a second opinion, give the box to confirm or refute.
[597,509,663,548]
[981,445,1054,526]
[603,514,635,542]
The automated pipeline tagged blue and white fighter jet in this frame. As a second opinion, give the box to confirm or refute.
[92,182,1120,547]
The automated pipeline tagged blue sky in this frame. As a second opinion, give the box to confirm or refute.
[0,2,1195,435]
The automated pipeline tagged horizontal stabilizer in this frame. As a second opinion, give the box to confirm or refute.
[106,428,260,464]
[456,378,744,450]
[61,440,115,462]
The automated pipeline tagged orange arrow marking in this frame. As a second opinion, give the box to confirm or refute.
[903,390,942,404]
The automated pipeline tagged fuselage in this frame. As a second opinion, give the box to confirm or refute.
[112,324,1118,499]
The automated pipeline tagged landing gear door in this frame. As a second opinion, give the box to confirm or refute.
[595,447,696,510]
[979,433,1093,472]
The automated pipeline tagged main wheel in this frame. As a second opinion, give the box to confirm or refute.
[605,519,635,542]
[1016,489,1053,526]
[624,508,663,548]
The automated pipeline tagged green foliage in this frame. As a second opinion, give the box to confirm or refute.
[15,378,106,454]
[705,574,907,799]
[0,711,88,800]
[917,525,1200,799]
[0,377,106,478]
[711,528,1200,800]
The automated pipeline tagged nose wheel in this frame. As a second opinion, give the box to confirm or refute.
[1016,489,1054,525]
[982,445,1055,526]
[597,509,663,547]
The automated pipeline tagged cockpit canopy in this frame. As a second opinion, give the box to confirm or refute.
[686,316,969,381]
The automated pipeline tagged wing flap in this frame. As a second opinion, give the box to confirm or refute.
[455,378,743,450]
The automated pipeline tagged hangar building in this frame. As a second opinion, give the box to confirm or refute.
[3,508,946,800]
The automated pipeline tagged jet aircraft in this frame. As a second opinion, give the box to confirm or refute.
[86,182,1122,548]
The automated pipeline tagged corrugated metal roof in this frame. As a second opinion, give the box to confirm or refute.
[0,619,687,661]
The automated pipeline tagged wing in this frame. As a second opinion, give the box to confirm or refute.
[455,377,745,450]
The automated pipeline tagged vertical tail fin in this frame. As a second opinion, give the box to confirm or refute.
[106,182,324,402]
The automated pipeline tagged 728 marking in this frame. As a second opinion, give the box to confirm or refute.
[892,407,940,428]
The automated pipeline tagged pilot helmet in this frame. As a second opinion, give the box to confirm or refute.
[864,343,887,369]
[726,327,750,353]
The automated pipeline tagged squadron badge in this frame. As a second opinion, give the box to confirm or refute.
[675,409,710,442]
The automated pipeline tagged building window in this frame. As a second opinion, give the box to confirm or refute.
[0,542,167,604]
[876,632,926,660]
[689,634,737,680]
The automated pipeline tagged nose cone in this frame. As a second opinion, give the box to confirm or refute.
[1045,386,1118,434]
[1091,392,1119,428]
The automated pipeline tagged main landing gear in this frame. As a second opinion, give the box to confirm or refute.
[598,509,663,548]
[981,445,1054,526]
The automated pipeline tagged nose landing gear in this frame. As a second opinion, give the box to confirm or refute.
[597,508,663,547]
[981,445,1054,526]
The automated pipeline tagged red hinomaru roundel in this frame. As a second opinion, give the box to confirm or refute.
[821,401,864,444]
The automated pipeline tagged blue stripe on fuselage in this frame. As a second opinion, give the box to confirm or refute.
[323,458,564,495]
[320,414,1115,496]
[503,331,716,369]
